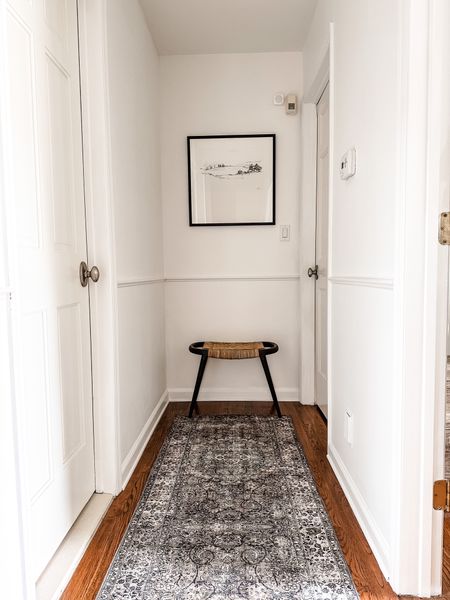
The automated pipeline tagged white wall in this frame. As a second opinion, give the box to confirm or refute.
[160,53,302,401]
[106,0,167,484]
[302,0,433,595]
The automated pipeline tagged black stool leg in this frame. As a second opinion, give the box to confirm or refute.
[189,354,208,417]
[259,354,282,418]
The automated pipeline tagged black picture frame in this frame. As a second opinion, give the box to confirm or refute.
[187,134,276,226]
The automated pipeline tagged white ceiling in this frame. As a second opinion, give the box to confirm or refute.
[139,0,317,55]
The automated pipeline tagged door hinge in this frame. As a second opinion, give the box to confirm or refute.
[439,212,450,244]
[433,480,450,511]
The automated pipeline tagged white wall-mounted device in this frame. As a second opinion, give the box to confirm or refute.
[345,410,354,446]
[340,147,357,180]
[285,94,297,115]
[273,93,285,106]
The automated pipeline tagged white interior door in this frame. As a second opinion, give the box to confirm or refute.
[4,0,95,579]
[315,84,330,418]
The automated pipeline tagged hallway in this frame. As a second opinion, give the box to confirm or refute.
[2,0,450,597]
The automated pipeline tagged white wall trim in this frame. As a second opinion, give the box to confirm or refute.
[328,443,391,578]
[428,1,450,593]
[165,275,300,283]
[78,0,122,496]
[168,387,299,403]
[117,277,165,288]
[390,0,450,595]
[329,276,394,290]
[304,47,330,104]
[117,276,300,287]
[120,391,169,489]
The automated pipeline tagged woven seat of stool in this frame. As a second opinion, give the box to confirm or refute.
[203,341,264,360]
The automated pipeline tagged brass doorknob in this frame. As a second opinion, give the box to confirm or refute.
[89,266,100,282]
[79,261,100,287]
[307,265,319,280]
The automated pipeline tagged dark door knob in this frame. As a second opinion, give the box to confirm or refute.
[307,265,319,280]
[79,261,100,287]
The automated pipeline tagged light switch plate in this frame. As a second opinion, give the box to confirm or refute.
[280,224,290,241]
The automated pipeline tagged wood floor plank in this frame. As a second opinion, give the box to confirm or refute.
[61,401,447,600]
[443,514,450,597]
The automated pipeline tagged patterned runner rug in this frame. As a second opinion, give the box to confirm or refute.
[97,416,359,599]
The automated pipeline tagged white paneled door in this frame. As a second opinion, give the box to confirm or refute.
[4,0,95,578]
[314,84,329,418]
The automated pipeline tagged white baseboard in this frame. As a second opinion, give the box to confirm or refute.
[168,387,299,403]
[36,493,112,600]
[298,397,315,406]
[327,442,391,580]
[120,390,169,488]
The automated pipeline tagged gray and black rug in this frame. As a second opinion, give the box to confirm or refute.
[97,416,359,599]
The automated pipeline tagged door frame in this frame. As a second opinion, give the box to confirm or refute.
[77,0,121,497]
[416,0,450,593]
[313,82,330,419]
[299,25,333,409]
[391,0,450,595]
[0,0,122,596]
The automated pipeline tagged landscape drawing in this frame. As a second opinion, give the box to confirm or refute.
[201,161,263,179]
[188,134,275,225]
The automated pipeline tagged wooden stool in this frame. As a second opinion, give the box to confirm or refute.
[188,341,281,418]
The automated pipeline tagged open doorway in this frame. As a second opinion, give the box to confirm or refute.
[312,82,330,419]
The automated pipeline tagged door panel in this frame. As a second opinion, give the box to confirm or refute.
[44,0,68,39]
[315,84,330,418]
[47,53,77,248]
[23,311,52,501]
[58,303,85,462]
[6,11,41,248]
[5,0,95,578]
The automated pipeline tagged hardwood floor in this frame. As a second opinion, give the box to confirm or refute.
[61,402,447,600]
[444,514,450,597]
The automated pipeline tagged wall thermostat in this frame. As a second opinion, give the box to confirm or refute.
[340,147,357,180]
[273,93,285,106]
[286,94,297,115]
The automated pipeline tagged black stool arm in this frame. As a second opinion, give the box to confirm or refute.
[189,342,208,356]
[259,342,279,356]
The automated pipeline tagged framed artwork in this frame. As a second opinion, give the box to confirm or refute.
[187,134,276,226]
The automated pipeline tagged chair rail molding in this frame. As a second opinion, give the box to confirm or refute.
[117,276,165,288]
[165,274,300,283]
[117,275,301,287]
[328,275,394,290]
